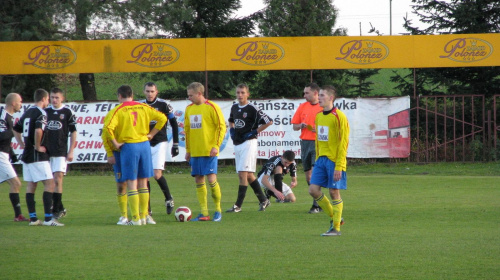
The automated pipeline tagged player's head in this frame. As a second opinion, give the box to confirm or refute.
[304,83,320,103]
[5,93,22,113]
[117,85,133,100]
[235,83,250,105]
[50,87,65,108]
[34,88,49,108]
[143,82,158,102]
[281,150,295,167]
[186,82,205,105]
[318,85,337,108]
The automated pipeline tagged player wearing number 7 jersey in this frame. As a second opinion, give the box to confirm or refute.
[102,85,167,226]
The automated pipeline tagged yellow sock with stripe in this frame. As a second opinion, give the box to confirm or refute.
[127,190,140,221]
[315,194,334,218]
[196,183,209,216]
[331,199,344,231]
[117,193,127,218]
[209,181,222,212]
[138,187,150,219]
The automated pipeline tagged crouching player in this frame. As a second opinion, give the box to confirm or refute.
[257,150,297,203]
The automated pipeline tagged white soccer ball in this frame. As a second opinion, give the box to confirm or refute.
[174,206,192,222]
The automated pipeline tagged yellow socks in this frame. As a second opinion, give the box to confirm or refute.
[117,193,127,218]
[138,187,149,219]
[127,190,139,221]
[331,199,344,231]
[209,181,222,212]
[315,194,334,218]
[196,183,209,216]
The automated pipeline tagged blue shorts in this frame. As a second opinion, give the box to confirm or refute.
[112,151,126,183]
[120,141,153,181]
[310,156,347,190]
[190,157,218,176]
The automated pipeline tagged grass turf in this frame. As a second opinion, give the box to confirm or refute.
[0,168,499,279]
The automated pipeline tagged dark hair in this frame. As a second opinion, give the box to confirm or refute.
[34,88,49,102]
[282,150,295,161]
[236,83,249,92]
[305,83,320,93]
[117,85,133,98]
[321,85,338,98]
[143,82,157,90]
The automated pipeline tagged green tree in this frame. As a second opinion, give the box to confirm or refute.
[148,0,260,100]
[254,0,349,98]
[395,0,500,98]
[346,69,381,97]
[0,1,58,101]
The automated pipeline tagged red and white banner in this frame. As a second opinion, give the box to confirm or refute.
[3,96,410,163]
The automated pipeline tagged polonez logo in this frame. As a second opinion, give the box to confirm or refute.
[439,38,493,62]
[47,121,62,130]
[127,43,180,68]
[335,40,389,64]
[23,45,77,69]
[231,41,284,66]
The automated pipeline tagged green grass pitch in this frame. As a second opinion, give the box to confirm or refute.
[0,166,499,279]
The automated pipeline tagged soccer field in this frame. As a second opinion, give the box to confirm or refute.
[1,171,499,279]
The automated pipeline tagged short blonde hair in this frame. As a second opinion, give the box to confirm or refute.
[187,82,204,94]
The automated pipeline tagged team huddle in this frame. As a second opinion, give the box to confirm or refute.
[1,82,349,236]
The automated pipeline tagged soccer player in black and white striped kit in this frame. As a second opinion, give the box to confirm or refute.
[226,83,273,213]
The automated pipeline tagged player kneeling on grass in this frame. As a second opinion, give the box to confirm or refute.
[308,85,349,236]
[257,150,297,203]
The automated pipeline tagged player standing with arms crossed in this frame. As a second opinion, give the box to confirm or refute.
[45,88,77,219]
[308,85,349,236]
[226,83,273,213]
[291,83,323,213]
[140,82,179,223]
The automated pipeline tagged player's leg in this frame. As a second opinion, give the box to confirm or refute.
[248,172,269,210]
[190,157,209,221]
[207,160,222,222]
[25,181,41,225]
[281,182,296,203]
[50,157,67,218]
[112,152,128,225]
[227,143,248,212]
[302,140,321,213]
[150,142,174,214]
[0,153,27,221]
[136,142,153,224]
[309,157,334,218]
[120,143,141,225]
[327,167,347,232]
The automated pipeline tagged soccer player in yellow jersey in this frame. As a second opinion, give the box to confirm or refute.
[184,82,226,222]
[309,85,350,236]
[102,85,167,226]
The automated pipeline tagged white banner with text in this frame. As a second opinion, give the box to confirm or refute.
[3,97,410,163]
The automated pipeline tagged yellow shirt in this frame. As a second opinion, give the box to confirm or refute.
[102,101,166,157]
[184,100,226,157]
[315,108,350,171]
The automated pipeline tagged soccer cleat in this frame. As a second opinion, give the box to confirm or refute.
[340,217,345,226]
[258,199,271,211]
[116,216,128,225]
[213,211,222,222]
[275,199,285,203]
[56,209,67,219]
[29,219,42,226]
[14,214,29,222]
[321,227,341,236]
[127,219,142,226]
[140,218,146,225]
[165,198,174,215]
[43,219,65,226]
[191,214,210,221]
[308,207,323,214]
[226,205,241,213]
[146,215,156,225]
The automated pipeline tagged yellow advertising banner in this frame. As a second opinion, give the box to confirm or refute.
[0,34,498,75]
[413,34,499,68]
[0,38,206,74]
[206,37,311,70]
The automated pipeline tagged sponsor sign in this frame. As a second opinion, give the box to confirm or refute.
[3,97,410,163]
[23,45,77,70]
